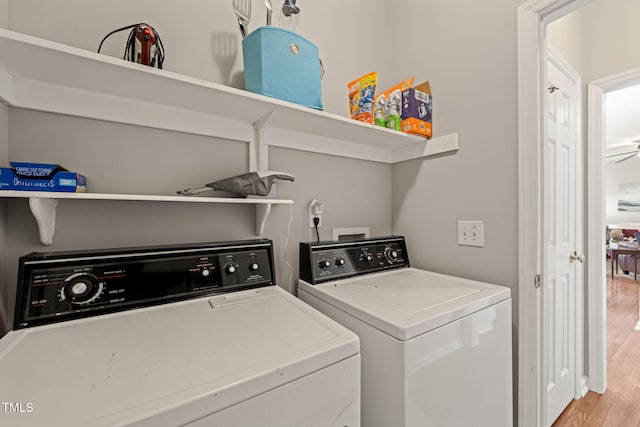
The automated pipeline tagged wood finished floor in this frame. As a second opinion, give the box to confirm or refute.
[552,274,640,427]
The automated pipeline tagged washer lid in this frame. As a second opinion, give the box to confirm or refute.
[0,286,358,427]
[300,268,511,340]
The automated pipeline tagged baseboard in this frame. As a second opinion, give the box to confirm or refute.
[580,376,589,397]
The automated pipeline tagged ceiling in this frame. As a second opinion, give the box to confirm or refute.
[605,84,640,160]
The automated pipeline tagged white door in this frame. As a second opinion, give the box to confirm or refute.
[544,54,582,426]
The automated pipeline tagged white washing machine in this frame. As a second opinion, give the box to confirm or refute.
[0,239,360,427]
[298,236,512,427]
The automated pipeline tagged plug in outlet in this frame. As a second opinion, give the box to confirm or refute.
[309,199,324,228]
[458,220,485,247]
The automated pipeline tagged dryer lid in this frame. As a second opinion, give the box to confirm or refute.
[301,268,511,340]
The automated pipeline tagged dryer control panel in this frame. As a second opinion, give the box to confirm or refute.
[14,239,275,329]
[299,236,409,284]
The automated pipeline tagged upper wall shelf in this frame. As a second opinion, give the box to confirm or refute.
[0,28,458,164]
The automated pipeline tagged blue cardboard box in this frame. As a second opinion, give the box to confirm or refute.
[242,26,323,109]
[0,162,87,192]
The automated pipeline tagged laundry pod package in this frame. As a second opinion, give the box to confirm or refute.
[243,26,323,109]
[348,71,378,124]
[374,77,414,129]
[401,81,433,138]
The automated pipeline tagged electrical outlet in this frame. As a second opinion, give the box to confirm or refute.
[309,199,324,228]
[309,215,323,228]
[458,220,485,247]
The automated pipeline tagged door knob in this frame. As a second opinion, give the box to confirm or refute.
[570,251,585,263]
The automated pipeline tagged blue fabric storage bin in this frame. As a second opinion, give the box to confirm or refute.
[242,27,322,110]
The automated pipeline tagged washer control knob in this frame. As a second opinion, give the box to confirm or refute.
[364,254,373,262]
[336,257,346,266]
[249,263,259,271]
[318,260,331,269]
[225,265,237,274]
[384,247,400,264]
[201,268,211,278]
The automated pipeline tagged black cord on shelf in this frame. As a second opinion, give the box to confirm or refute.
[97,24,138,54]
[313,217,320,243]
[98,23,165,69]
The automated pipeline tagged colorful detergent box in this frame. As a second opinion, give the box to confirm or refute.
[0,162,87,192]
[243,26,323,109]
[401,81,432,138]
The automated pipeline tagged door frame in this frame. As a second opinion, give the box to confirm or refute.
[518,0,593,425]
[587,65,640,388]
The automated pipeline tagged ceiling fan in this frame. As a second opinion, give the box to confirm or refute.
[606,143,640,163]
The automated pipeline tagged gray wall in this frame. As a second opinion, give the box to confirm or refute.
[390,0,520,297]
[2,109,392,334]
[0,0,7,28]
[266,146,392,292]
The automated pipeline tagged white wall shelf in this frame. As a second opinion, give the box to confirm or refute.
[0,191,293,245]
[0,28,458,165]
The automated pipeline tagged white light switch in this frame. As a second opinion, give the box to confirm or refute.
[458,220,485,247]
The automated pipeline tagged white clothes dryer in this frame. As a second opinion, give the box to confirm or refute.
[298,236,512,427]
[0,239,360,427]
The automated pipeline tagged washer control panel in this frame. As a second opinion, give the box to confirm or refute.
[14,240,274,329]
[300,236,409,284]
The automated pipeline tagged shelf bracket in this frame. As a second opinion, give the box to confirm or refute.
[0,64,14,105]
[28,197,58,245]
[249,184,280,236]
[251,109,279,235]
[251,108,279,171]
[255,203,272,236]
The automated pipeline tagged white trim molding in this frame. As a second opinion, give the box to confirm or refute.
[587,82,607,394]
[518,4,544,425]
[580,376,589,397]
[518,0,593,426]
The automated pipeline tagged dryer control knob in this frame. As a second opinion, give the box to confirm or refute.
[201,268,211,278]
[336,257,346,266]
[225,265,237,274]
[318,260,331,269]
[249,263,259,271]
[61,273,102,305]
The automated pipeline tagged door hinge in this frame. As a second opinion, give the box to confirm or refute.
[534,274,542,288]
